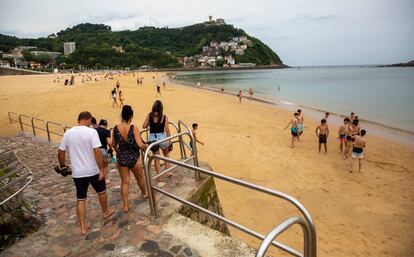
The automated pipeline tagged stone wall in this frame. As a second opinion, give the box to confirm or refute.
[0,67,44,76]
[178,176,231,235]
[0,195,44,251]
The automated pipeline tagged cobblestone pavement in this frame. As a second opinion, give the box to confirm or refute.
[0,133,206,257]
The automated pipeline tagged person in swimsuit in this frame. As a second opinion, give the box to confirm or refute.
[285,112,299,148]
[324,112,330,120]
[119,90,124,107]
[113,105,148,212]
[248,88,253,99]
[190,123,205,151]
[156,84,161,97]
[338,118,350,153]
[350,129,366,173]
[315,119,329,153]
[237,91,243,103]
[111,87,118,108]
[349,112,355,124]
[143,100,172,178]
[297,109,304,139]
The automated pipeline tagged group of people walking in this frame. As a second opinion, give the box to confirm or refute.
[286,110,367,173]
[56,100,175,235]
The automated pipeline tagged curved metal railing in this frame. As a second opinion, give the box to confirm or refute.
[142,121,316,257]
[256,217,310,257]
[0,149,34,206]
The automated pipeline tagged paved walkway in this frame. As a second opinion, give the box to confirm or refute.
[0,133,207,257]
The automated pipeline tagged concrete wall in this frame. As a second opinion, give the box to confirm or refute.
[178,176,231,235]
[0,67,45,76]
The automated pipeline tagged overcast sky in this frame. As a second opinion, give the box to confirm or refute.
[0,0,413,66]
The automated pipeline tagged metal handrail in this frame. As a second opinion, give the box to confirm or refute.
[177,120,200,180]
[8,112,69,142]
[143,131,198,216]
[256,217,310,257]
[0,150,34,206]
[19,114,32,132]
[31,118,47,136]
[144,153,316,257]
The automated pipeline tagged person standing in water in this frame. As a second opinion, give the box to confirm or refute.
[248,88,253,99]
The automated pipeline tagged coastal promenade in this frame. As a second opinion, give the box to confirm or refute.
[0,133,255,257]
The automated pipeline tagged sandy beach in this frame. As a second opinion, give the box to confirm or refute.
[0,72,413,257]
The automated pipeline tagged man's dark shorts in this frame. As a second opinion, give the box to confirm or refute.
[73,174,106,200]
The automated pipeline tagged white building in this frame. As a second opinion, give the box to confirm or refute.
[63,42,76,56]
[31,51,61,59]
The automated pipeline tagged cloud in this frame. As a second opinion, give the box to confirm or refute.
[294,14,340,22]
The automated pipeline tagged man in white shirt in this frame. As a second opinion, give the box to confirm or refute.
[57,111,115,235]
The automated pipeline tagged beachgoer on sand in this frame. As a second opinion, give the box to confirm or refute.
[350,129,366,173]
[143,100,173,179]
[112,105,149,212]
[338,118,350,153]
[119,90,124,107]
[285,112,300,148]
[297,109,304,138]
[316,119,329,153]
[91,117,98,129]
[324,112,330,120]
[95,119,113,184]
[57,111,115,235]
[111,88,118,108]
[156,84,161,97]
[190,123,205,151]
[237,90,243,103]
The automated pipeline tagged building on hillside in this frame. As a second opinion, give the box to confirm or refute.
[14,46,36,52]
[239,36,248,42]
[29,62,42,69]
[215,18,225,25]
[239,63,256,67]
[63,42,76,56]
[112,45,125,53]
[225,55,235,65]
[31,51,61,59]
[0,60,10,67]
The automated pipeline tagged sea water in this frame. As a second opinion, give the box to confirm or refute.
[175,66,414,133]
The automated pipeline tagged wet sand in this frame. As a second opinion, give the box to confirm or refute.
[0,72,413,257]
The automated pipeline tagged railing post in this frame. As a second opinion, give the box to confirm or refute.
[177,122,185,160]
[18,115,23,131]
[46,122,51,141]
[31,118,36,136]
[8,112,12,124]
[143,150,157,217]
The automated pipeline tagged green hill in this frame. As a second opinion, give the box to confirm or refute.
[0,22,283,69]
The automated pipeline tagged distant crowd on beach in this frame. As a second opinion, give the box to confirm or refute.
[285,110,366,173]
